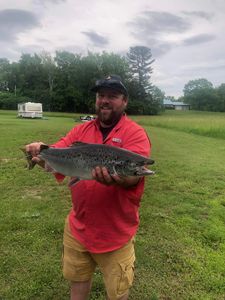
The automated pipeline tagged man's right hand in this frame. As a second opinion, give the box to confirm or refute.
[25,142,45,166]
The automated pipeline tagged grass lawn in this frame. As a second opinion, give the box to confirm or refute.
[0,110,225,299]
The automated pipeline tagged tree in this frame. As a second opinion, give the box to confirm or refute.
[0,58,10,91]
[100,52,129,80]
[183,78,213,97]
[39,51,56,111]
[7,62,19,96]
[215,83,225,112]
[18,53,46,101]
[166,95,176,102]
[0,49,164,114]
[183,78,215,110]
[141,86,165,115]
[53,51,82,112]
[126,46,163,114]
[127,46,155,97]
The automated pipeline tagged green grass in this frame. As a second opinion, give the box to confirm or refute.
[133,110,225,140]
[1,110,225,299]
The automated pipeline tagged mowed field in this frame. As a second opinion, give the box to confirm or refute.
[0,110,225,300]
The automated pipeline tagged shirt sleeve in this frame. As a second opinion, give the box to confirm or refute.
[120,123,151,202]
[122,125,151,158]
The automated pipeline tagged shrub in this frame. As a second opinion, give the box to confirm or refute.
[0,92,30,110]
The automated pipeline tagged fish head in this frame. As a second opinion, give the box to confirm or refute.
[134,165,155,176]
[125,159,155,176]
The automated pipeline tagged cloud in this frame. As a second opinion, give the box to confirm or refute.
[182,34,216,46]
[33,0,66,4]
[81,31,109,47]
[182,11,213,20]
[56,44,84,55]
[180,60,225,72]
[128,11,191,57]
[0,9,40,42]
[128,11,191,37]
[150,42,173,57]
[130,39,173,57]
[0,43,20,60]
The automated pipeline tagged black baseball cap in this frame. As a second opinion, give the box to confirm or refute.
[91,75,128,96]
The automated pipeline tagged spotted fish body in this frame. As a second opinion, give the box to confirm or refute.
[24,142,155,179]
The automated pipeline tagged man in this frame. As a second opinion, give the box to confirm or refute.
[26,75,151,300]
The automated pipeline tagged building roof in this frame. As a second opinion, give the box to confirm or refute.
[163,99,190,106]
[163,99,174,105]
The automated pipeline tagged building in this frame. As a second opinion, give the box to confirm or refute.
[163,99,190,111]
[18,102,43,118]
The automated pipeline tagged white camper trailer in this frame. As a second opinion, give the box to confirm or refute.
[18,102,43,118]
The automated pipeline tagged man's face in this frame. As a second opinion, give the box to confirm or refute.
[95,88,127,127]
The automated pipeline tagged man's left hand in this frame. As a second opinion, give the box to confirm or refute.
[91,166,140,188]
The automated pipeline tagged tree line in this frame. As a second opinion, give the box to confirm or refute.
[1,47,223,114]
[181,78,225,112]
[0,46,165,115]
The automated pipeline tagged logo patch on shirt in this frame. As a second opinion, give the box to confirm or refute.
[112,137,122,143]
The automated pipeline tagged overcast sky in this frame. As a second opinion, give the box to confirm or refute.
[0,0,224,97]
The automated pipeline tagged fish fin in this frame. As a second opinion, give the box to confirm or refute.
[40,144,49,151]
[70,141,89,147]
[44,163,55,173]
[68,177,80,187]
[20,148,36,170]
[112,166,118,176]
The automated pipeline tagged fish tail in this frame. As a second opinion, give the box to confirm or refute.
[40,144,49,151]
[20,148,37,170]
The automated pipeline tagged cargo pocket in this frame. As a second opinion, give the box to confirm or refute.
[117,253,135,295]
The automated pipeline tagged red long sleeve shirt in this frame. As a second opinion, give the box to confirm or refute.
[53,115,151,253]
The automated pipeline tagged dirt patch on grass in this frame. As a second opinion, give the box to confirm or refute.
[22,189,43,200]
[0,158,18,163]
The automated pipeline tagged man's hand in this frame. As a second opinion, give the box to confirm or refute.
[92,166,141,188]
[25,142,45,167]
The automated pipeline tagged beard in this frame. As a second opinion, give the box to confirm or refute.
[95,105,124,126]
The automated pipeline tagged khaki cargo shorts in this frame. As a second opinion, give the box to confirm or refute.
[62,217,135,300]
